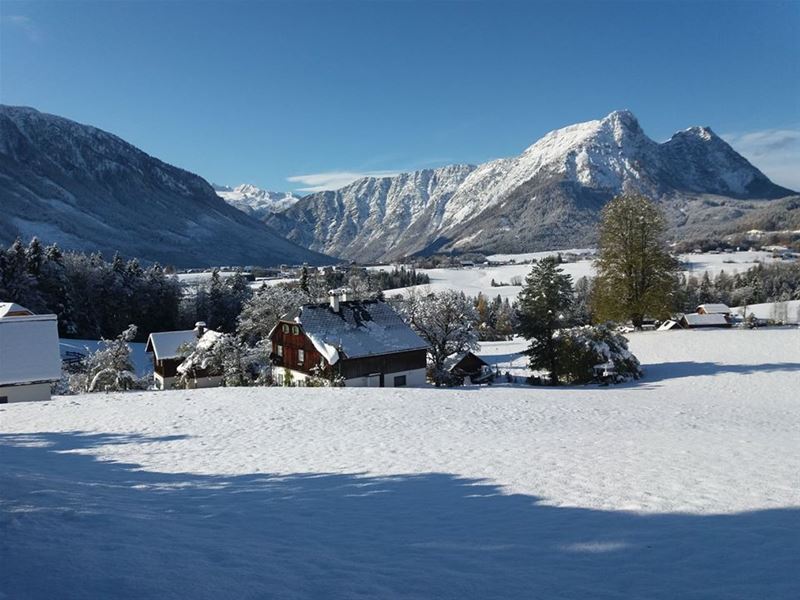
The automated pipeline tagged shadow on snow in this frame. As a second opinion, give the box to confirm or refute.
[1,431,798,599]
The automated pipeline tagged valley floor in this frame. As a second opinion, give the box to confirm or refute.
[1,329,799,599]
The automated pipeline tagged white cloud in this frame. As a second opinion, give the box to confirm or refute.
[2,15,42,43]
[722,128,800,192]
[287,170,400,193]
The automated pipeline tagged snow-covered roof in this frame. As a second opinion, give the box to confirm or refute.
[287,300,429,364]
[0,302,35,319]
[681,313,730,327]
[697,304,731,314]
[146,330,201,361]
[0,312,62,385]
[657,320,680,331]
[445,351,488,372]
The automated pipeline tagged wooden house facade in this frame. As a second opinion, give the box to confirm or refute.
[269,291,429,387]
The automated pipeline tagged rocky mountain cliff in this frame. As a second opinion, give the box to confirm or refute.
[0,106,329,267]
[267,111,795,261]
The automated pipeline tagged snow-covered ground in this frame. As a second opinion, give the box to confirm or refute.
[732,299,800,324]
[379,250,784,301]
[2,329,798,598]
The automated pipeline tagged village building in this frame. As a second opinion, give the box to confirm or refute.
[269,289,429,387]
[145,322,222,390]
[696,303,732,316]
[678,313,732,329]
[0,302,62,403]
[446,351,494,383]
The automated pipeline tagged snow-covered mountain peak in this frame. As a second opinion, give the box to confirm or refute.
[267,111,795,262]
[216,183,300,217]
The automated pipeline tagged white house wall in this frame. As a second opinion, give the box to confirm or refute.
[276,366,426,388]
[0,315,61,386]
[0,382,52,403]
[154,373,223,390]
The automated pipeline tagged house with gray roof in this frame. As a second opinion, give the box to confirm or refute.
[145,322,222,389]
[0,303,61,402]
[269,289,429,387]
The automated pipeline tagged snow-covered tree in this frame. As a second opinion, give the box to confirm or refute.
[176,332,269,388]
[553,325,642,384]
[69,325,142,393]
[399,289,478,381]
[237,285,309,346]
[517,257,574,385]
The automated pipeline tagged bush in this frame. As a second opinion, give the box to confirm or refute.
[553,324,642,384]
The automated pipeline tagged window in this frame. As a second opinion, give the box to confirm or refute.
[0,396,7,404]
[282,324,289,334]
[292,325,300,336]
[277,344,283,357]
[298,349,305,365]
[393,375,407,387]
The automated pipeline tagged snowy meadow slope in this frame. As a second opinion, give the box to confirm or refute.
[377,249,783,301]
[2,329,799,599]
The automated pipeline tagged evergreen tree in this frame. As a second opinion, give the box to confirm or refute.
[517,257,574,385]
[591,194,679,328]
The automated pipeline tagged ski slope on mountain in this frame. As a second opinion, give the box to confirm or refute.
[2,329,798,599]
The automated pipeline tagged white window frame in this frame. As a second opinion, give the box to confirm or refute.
[277,344,283,357]
[298,348,305,365]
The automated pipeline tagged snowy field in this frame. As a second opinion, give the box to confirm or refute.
[379,250,784,301]
[2,329,799,599]
[733,299,800,324]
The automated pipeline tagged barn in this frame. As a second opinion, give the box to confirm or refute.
[269,290,429,387]
[0,303,62,403]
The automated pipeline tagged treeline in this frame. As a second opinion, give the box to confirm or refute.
[676,262,800,310]
[0,239,432,341]
[0,238,254,340]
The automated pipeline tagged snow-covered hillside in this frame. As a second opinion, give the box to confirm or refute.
[377,250,782,301]
[0,106,329,267]
[2,329,798,599]
[215,183,300,217]
[267,111,796,261]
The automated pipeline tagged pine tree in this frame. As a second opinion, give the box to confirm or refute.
[591,194,679,328]
[517,257,574,385]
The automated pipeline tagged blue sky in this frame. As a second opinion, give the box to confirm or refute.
[1,0,798,192]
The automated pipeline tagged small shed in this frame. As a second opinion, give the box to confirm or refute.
[448,351,489,377]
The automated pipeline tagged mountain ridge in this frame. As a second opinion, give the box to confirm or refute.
[0,105,329,267]
[266,110,795,261]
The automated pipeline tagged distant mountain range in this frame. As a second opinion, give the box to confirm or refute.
[0,106,329,267]
[1,106,795,268]
[266,110,796,262]
[214,184,300,217]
